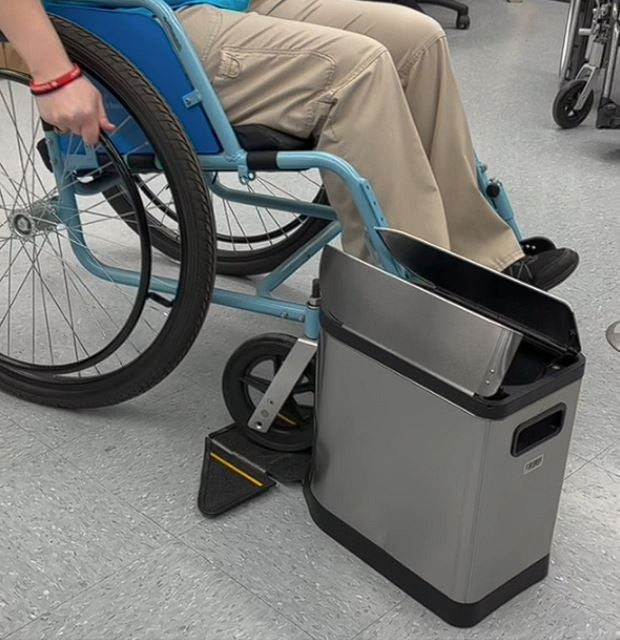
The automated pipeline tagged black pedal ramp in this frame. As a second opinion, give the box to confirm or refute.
[197,437,275,518]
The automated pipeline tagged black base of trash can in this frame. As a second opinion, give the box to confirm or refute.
[304,484,550,628]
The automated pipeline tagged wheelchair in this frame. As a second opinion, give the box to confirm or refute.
[554,0,620,128]
[0,0,544,451]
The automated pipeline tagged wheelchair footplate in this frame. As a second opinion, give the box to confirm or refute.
[198,425,311,517]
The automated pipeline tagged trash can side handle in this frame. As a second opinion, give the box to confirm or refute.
[510,404,567,457]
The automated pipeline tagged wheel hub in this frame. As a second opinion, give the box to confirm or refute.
[10,198,59,239]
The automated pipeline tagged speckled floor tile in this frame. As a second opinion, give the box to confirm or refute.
[0,416,48,464]
[551,464,620,626]
[181,490,403,640]
[4,541,313,640]
[564,454,589,479]
[58,385,229,537]
[568,401,620,461]
[0,449,170,637]
[595,444,620,478]
[0,369,205,451]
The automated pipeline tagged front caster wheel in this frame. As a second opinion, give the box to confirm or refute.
[553,79,594,128]
[222,334,316,452]
[457,14,470,29]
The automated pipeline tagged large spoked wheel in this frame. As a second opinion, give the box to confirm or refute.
[0,19,215,408]
[105,168,331,276]
[222,334,315,452]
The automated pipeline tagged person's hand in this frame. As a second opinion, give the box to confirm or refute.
[35,75,115,146]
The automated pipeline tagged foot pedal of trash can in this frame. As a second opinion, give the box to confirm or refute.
[198,425,311,517]
[198,436,275,517]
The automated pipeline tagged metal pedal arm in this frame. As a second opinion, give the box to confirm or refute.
[248,337,317,434]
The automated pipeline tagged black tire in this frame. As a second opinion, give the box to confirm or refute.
[106,177,330,276]
[553,79,594,128]
[457,14,470,30]
[0,19,216,408]
[222,334,315,452]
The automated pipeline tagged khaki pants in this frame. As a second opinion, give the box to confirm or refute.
[181,0,523,268]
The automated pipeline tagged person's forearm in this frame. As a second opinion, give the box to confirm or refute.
[0,0,73,82]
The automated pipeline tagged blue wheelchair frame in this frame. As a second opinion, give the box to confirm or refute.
[43,0,522,345]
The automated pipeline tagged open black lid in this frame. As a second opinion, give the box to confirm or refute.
[379,229,581,356]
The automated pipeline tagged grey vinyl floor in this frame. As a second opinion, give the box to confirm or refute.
[1,0,620,638]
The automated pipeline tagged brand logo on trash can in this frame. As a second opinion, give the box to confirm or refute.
[524,454,544,475]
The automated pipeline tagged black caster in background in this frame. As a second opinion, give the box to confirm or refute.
[553,79,594,128]
[596,99,620,129]
[607,321,620,352]
[457,13,470,29]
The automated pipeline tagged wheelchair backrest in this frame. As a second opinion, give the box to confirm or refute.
[45,3,223,156]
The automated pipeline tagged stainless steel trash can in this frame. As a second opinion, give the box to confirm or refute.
[305,231,585,628]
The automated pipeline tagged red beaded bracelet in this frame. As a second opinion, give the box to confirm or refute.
[30,64,82,96]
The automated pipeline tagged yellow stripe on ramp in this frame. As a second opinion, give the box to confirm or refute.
[209,452,265,488]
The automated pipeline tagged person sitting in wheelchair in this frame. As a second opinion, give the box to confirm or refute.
[3,0,578,291]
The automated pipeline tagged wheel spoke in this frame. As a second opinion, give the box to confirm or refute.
[22,235,97,369]
[0,160,31,209]
[5,237,14,354]
[299,171,321,188]
[293,380,314,395]
[38,237,141,360]
[0,240,25,286]
[241,373,272,393]
[257,176,302,202]
[55,232,80,364]
[31,237,36,361]
[223,198,253,250]
[280,399,305,425]
[221,196,237,251]
[2,86,54,204]
[272,354,284,376]
[0,236,48,334]
[4,83,29,205]
[255,178,298,235]
[46,226,159,335]
[33,236,55,365]
[246,183,274,246]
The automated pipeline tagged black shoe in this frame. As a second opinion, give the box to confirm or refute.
[503,248,579,291]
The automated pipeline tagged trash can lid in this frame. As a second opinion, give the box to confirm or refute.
[377,229,581,357]
[320,246,524,398]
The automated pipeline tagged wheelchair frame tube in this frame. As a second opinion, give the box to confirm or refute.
[257,221,342,297]
[476,160,522,241]
[206,172,338,221]
[560,0,583,79]
[275,151,403,274]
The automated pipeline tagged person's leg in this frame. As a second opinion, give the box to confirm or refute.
[180,4,450,260]
[251,0,523,269]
